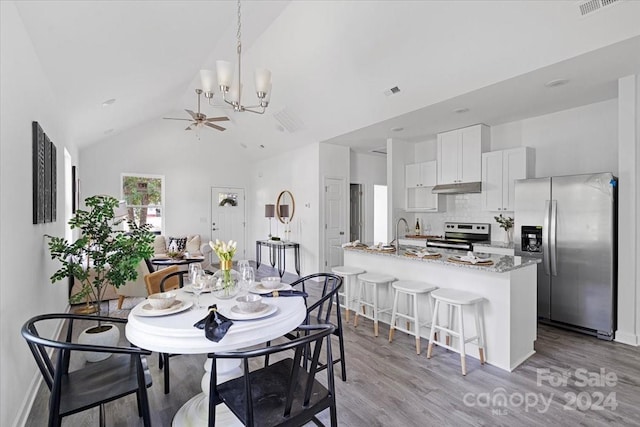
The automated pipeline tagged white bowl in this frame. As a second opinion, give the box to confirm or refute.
[236,294,263,312]
[260,277,281,289]
[148,291,177,310]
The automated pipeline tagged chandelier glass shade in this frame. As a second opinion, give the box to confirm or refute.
[199,0,272,114]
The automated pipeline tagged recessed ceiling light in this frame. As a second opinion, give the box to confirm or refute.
[390,127,404,132]
[453,107,470,114]
[544,79,570,88]
[102,98,116,107]
[104,128,114,134]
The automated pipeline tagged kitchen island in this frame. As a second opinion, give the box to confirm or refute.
[343,246,539,372]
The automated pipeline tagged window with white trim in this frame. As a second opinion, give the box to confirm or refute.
[121,174,164,234]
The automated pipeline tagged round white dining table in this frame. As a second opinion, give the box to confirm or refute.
[126,288,307,426]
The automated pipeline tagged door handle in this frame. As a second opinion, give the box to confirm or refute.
[542,200,551,276]
[550,200,558,277]
[339,231,345,235]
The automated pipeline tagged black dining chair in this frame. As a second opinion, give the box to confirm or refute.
[286,273,347,381]
[21,313,152,427]
[209,324,337,427]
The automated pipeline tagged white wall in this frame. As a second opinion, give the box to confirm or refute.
[387,138,414,242]
[79,119,252,257]
[350,151,386,243]
[249,143,320,275]
[0,3,77,425]
[616,74,640,345]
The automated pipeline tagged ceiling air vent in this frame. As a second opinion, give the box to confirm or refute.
[577,0,622,17]
[273,107,305,133]
[383,86,401,97]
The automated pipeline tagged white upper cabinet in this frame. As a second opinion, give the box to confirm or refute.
[437,124,490,185]
[405,161,440,211]
[405,161,436,188]
[481,147,535,211]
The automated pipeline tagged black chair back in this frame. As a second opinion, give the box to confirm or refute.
[21,313,153,427]
[209,324,336,427]
[289,273,343,324]
[159,270,187,292]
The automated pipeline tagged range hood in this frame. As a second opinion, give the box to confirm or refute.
[431,181,482,194]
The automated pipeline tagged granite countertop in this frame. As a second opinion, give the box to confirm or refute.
[474,241,516,250]
[343,245,539,273]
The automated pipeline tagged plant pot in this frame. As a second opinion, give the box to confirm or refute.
[78,323,120,362]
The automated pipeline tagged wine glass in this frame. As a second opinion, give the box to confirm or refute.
[189,263,203,286]
[191,271,206,309]
[240,264,255,293]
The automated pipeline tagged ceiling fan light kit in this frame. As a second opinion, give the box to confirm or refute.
[199,0,272,115]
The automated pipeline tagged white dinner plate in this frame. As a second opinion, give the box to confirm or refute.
[133,299,193,317]
[249,283,292,294]
[182,284,212,294]
[223,303,278,320]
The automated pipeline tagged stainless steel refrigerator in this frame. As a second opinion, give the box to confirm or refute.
[514,173,617,340]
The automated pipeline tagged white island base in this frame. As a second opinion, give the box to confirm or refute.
[344,249,538,372]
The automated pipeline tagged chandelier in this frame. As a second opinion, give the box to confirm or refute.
[199,0,272,114]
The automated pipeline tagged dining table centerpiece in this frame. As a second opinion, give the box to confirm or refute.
[209,239,240,299]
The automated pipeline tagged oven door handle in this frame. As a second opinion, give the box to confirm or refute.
[427,242,469,250]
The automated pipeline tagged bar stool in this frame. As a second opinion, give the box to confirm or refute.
[331,266,365,323]
[353,272,395,337]
[388,281,438,354]
[426,288,486,376]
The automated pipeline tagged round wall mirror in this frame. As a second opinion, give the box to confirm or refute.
[276,190,295,224]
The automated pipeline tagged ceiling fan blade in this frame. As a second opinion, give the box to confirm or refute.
[204,122,226,132]
[163,117,193,121]
[206,116,230,122]
[185,109,198,120]
[185,125,193,131]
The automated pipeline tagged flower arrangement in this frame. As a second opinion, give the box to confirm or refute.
[209,239,238,297]
[494,214,514,231]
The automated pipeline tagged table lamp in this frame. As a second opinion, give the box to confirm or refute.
[279,204,290,241]
[265,204,275,239]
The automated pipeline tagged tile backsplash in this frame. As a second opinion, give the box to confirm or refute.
[414,193,513,242]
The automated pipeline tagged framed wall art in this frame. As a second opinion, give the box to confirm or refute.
[32,121,57,224]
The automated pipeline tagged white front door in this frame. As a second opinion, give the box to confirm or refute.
[211,187,246,260]
[324,177,346,271]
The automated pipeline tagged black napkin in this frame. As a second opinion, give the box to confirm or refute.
[193,304,233,342]
[262,290,308,298]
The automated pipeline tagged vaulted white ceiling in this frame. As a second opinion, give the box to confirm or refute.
[13,0,640,157]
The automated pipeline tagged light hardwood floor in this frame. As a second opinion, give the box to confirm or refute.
[26,265,640,426]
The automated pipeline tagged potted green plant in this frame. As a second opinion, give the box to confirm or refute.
[46,195,154,361]
[494,214,514,244]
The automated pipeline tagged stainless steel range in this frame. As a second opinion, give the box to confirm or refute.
[426,222,491,251]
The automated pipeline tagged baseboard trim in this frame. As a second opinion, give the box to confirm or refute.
[12,304,70,427]
[614,330,639,346]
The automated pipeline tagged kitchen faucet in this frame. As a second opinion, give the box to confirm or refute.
[395,217,409,255]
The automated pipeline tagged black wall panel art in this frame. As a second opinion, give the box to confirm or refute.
[32,121,56,224]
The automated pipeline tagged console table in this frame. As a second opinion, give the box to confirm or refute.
[255,240,300,277]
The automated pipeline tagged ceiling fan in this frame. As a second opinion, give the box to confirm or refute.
[163,89,229,131]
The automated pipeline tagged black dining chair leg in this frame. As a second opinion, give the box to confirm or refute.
[158,352,163,369]
[336,320,347,381]
[136,356,152,427]
[99,403,106,427]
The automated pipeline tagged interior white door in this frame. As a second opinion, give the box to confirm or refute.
[324,177,346,272]
[211,187,246,260]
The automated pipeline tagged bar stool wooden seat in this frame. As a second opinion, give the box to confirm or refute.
[353,272,395,337]
[331,266,365,323]
[427,288,486,375]
[388,280,438,354]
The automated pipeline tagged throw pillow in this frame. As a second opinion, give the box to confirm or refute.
[186,235,202,255]
[153,235,167,255]
[168,237,187,253]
